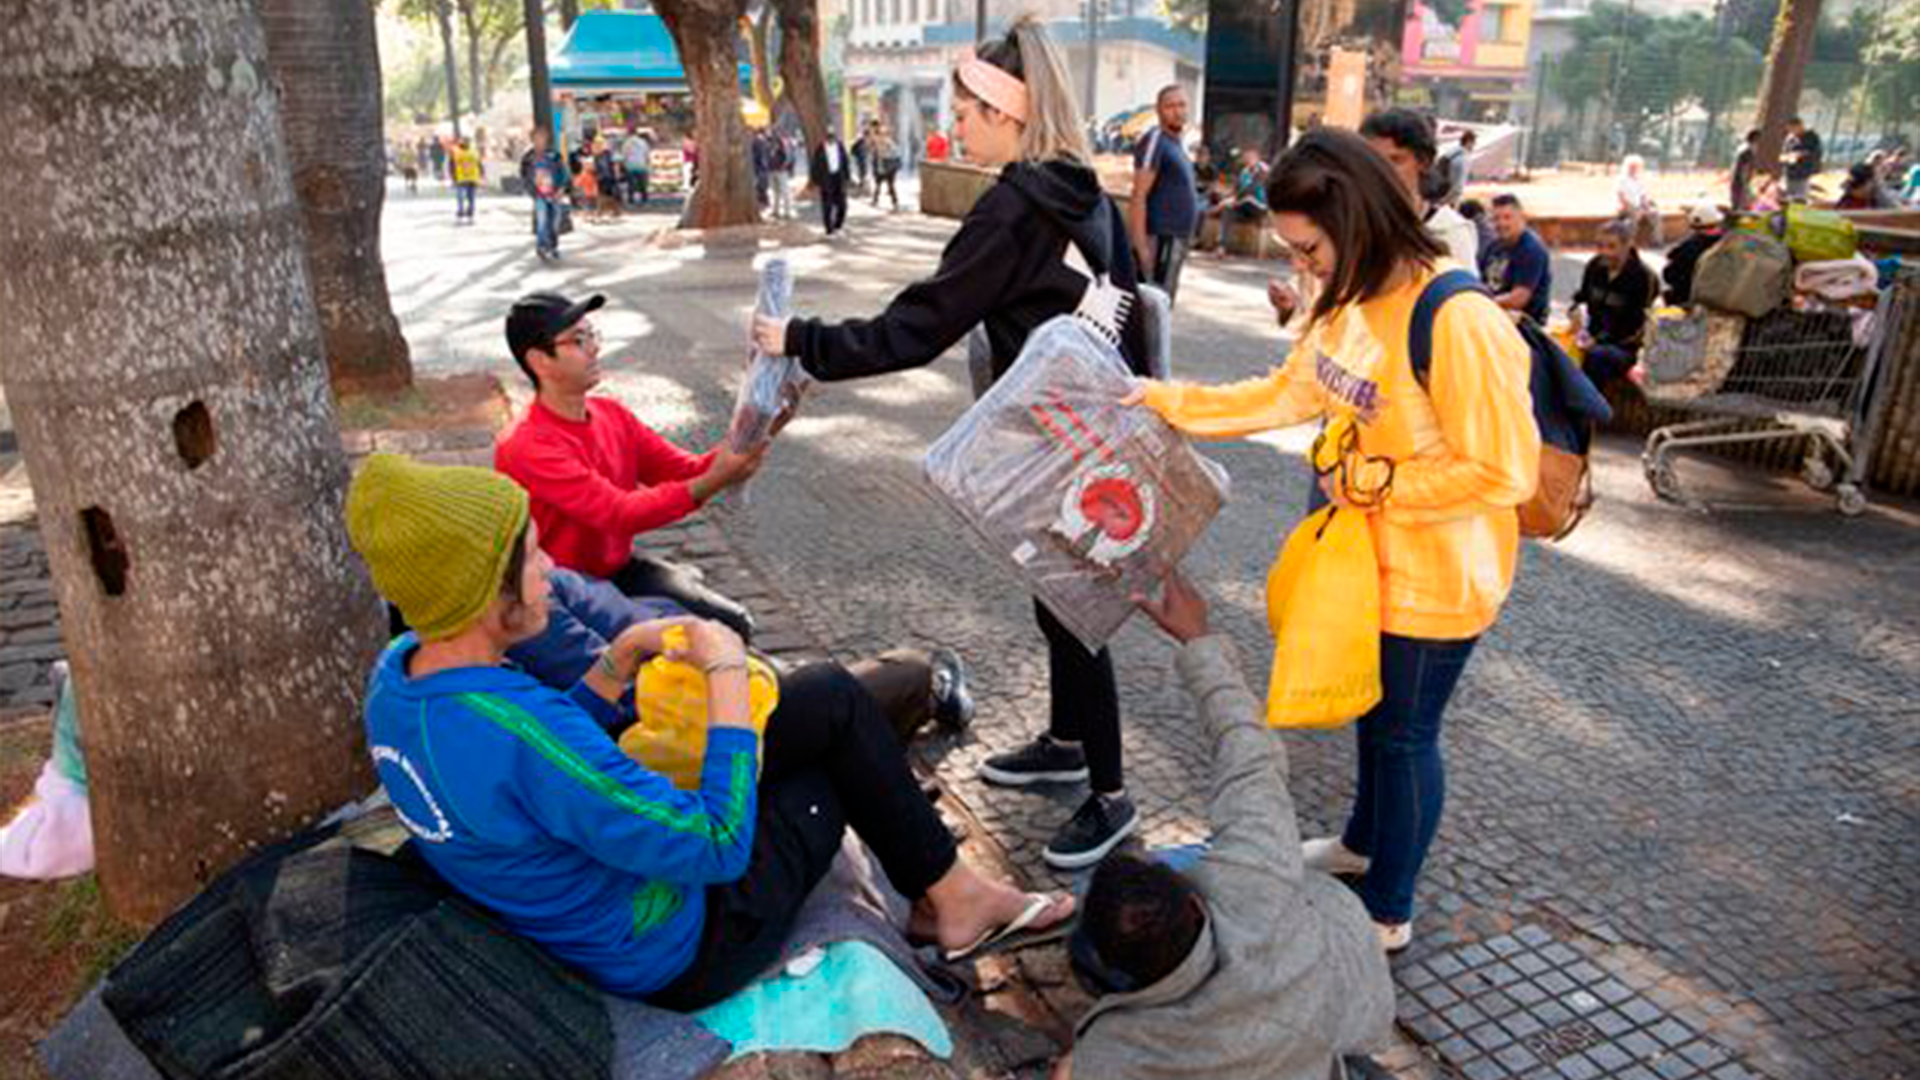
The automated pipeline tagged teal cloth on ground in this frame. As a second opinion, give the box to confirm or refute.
[693,940,952,1060]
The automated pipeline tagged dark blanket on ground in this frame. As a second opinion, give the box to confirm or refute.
[42,813,955,1080]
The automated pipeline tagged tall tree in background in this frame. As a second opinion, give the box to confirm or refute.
[432,0,465,135]
[1755,0,1824,171]
[774,0,832,152]
[0,0,388,925]
[261,0,414,393]
[458,0,490,117]
[655,0,760,227]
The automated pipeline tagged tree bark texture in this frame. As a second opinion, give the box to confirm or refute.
[747,8,774,112]
[461,1,487,116]
[0,0,389,926]
[525,0,556,138]
[260,0,415,395]
[434,0,465,137]
[656,0,760,228]
[1754,0,1824,172]
[773,0,831,154]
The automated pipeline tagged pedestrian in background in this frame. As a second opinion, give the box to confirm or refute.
[1481,193,1552,324]
[1615,154,1661,248]
[810,130,851,236]
[1359,108,1480,274]
[1436,128,1475,207]
[1570,219,1658,391]
[851,122,872,197]
[769,130,795,220]
[1783,118,1822,203]
[1730,129,1760,213]
[1127,84,1199,304]
[623,128,652,206]
[451,137,482,224]
[871,124,902,210]
[519,126,569,261]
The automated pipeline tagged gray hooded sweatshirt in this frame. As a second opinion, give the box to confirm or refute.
[1070,636,1395,1080]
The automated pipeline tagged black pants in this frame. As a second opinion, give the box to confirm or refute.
[871,169,898,208]
[820,183,848,234]
[611,555,756,643]
[648,662,959,1010]
[1035,600,1123,792]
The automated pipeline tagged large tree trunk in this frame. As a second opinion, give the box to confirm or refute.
[434,0,465,137]
[1754,0,1824,172]
[656,0,759,228]
[260,0,414,395]
[0,0,388,925]
[560,0,580,31]
[773,0,831,154]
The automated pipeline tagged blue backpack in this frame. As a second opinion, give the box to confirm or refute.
[1409,269,1613,540]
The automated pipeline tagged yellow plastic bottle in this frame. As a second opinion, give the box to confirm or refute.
[618,625,779,791]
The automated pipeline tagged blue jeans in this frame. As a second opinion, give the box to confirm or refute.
[533,197,560,253]
[1342,633,1480,924]
[455,182,476,219]
[1583,342,1637,389]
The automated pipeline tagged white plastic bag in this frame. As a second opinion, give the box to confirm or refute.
[729,256,809,452]
[923,315,1229,652]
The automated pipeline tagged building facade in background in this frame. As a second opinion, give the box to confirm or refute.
[837,0,1202,155]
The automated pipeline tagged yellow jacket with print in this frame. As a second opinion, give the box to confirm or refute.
[1143,266,1539,640]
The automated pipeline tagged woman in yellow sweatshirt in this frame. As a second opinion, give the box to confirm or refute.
[1127,130,1540,952]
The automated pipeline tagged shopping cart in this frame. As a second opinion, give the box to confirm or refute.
[1639,279,1912,516]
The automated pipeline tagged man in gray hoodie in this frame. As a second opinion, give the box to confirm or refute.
[1053,573,1395,1080]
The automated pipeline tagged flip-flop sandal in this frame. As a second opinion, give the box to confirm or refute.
[941,893,1074,964]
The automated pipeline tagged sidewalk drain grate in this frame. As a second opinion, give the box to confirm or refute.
[1393,925,1762,1079]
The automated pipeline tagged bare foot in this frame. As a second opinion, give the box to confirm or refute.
[916,866,1074,955]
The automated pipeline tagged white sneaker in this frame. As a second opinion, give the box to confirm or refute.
[1376,921,1412,954]
[1301,837,1371,876]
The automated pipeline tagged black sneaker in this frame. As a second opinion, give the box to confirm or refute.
[979,736,1089,787]
[928,648,975,733]
[1043,792,1139,870]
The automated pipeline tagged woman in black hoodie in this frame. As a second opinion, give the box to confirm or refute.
[753,16,1149,871]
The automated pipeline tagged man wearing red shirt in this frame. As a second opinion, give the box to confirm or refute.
[496,292,764,637]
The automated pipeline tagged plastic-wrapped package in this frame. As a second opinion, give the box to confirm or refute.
[923,315,1230,652]
[729,256,808,452]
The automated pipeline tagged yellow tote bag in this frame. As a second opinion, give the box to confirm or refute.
[618,626,779,791]
[1264,505,1383,729]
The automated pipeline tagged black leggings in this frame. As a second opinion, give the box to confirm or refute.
[648,662,958,1010]
[1036,600,1123,793]
[612,554,756,643]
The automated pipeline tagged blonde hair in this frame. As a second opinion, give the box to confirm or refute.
[955,15,1092,166]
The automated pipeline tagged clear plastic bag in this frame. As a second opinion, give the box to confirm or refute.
[729,256,808,452]
[923,315,1230,652]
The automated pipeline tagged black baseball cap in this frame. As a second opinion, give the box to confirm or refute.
[506,292,605,363]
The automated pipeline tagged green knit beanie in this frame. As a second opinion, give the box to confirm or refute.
[347,454,532,640]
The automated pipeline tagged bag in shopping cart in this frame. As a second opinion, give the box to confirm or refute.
[1640,309,1747,402]
[1740,206,1859,264]
[728,257,808,452]
[1693,232,1792,319]
[923,315,1230,652]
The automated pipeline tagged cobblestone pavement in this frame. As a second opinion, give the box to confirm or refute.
[6,185,1917,1078]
